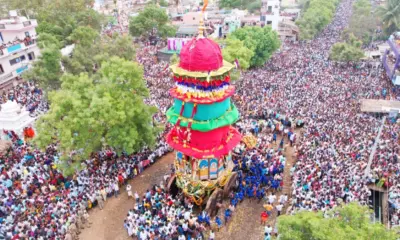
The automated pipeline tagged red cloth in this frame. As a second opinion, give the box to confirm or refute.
[166,126,241,159]
[179,38,223,72]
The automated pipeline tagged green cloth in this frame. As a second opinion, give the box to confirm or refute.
[166,103,239,132]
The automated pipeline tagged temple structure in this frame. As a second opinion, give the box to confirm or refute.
[166,16,242,206]
[0,100,35,138]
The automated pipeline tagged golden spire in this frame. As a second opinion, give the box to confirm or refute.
[198,0,208,38]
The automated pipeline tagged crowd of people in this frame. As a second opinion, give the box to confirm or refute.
[0,47,175,239]
[0,81,48,117]
[234,0,399,229]
[0,36,36,55]
[1,0,400,239]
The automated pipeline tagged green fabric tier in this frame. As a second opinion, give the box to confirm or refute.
[166,103,239,132]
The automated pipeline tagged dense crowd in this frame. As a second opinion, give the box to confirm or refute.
[234,0,399,228]
[1,0,400,239]
[0,81,48,117]
[0,49,173,239]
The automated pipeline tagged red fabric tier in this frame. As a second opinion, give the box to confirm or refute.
[178,38,223,72]
[166,126,242,159]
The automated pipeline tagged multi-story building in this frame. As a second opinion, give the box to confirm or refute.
[260,0,281,31]
[0,11,40,89]
[382,32,400,86]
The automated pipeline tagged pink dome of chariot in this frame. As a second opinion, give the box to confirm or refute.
[178,38,223,72]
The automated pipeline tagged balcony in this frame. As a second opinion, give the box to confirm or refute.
[0,72,13,84]
[0,19,38,31]
[16,65,29,75]
[388,37,399,57]
[0,38,37,59]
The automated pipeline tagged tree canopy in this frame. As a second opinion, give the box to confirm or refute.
[170,53,180,65]
[129,4,176,38]
[346,0,377,44]
[218,0,261,13]
[62,28,136,76]
[376,0,400,36]
[221,38,254,70]
[277,202,398,240]
[23,46,63,91]
[230,26,280,68]
[34,57,159,175]
[330,33,365,62]
[296,0,339,40]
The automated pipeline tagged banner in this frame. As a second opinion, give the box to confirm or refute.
[167,38,191,51]
[199,159,209,180]
[209,158,218,179]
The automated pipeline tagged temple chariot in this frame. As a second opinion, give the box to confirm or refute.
[165,10,242,216]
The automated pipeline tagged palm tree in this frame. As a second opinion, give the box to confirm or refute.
[376,0,400,35]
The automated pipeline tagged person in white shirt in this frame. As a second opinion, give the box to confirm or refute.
[276,204,283,216]
[126,184,133,198]
[209,230,215,240]
[265,225,272,235]
[268,193,277,204]
[178,234,186,240]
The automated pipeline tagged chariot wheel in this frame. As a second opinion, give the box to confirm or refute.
[223,172,238,197]
[205,188,223,217]
[166,175,179,197]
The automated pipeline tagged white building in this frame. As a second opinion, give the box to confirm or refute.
[0,100,35,138]
[260,0,281,31]
[0,11,40,89]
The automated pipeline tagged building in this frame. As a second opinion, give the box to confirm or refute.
[260,0,281,30]
[0,11,40,89]
[278,18,299,41]
[382,32,400,86]
[0,100,35,138]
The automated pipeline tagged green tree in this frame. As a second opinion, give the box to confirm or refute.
[296,0,339,40]
[246,0,261,14]
[376,0,400,36]
[277,203,398,240]
[62,27,136,76]
[330,34,365,62]
[36,32,62,49]
[23,46,62,91]
[347,0,377,44]
[230,26,280,68]
[129,4,176,38]
[170,53,180,64]
[34,57,159,175]
[222,38,254,70]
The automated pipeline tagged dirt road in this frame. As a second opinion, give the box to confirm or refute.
[79,135,297,240]
[216,138,297,240]
[79,153,174,240]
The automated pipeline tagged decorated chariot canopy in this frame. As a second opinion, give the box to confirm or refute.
[165,2,242,205]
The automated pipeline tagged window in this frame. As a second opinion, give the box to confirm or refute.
[268,6,272,12]
[9,55,26,65]
[28,52,35,60]
[267,21,272,25]
[0,32,3,43]
[0,64,4,74]
[25,31,30,37]
[10,57,20,65]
